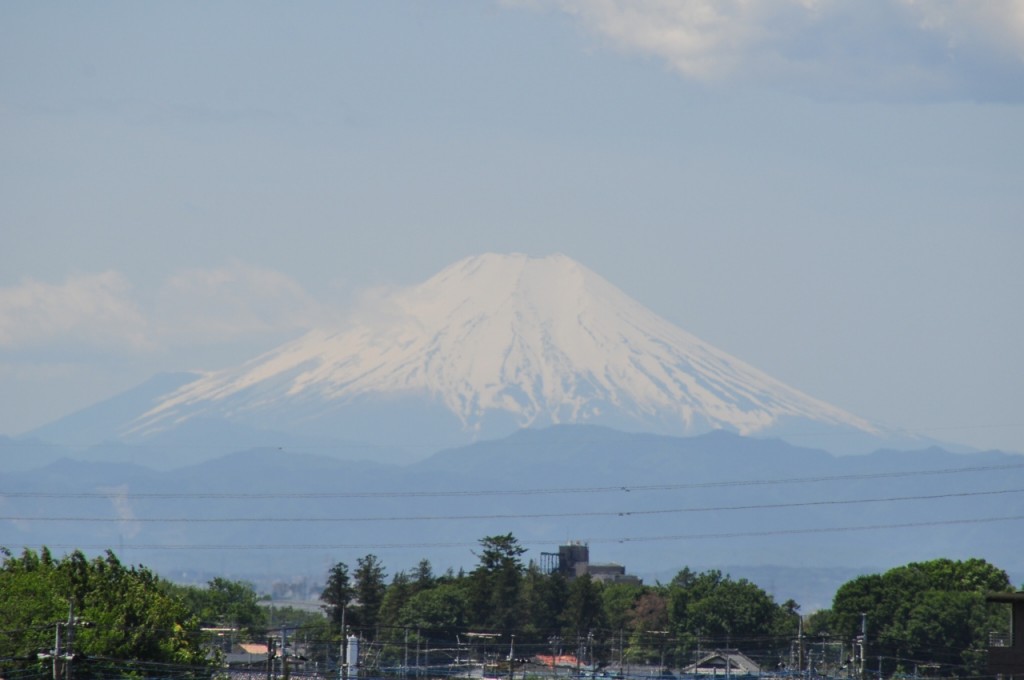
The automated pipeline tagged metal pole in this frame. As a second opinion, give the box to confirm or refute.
[268,637,275,680]
[798,616,804,677]
[52,621,62,680]
[508,635,515,680]
[576,635,581,679]
[859,614,867,680]
[341,606,347,680]
[282,628,290,680]
[64,603,73,680]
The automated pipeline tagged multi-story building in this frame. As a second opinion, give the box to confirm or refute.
[540,541,641,585]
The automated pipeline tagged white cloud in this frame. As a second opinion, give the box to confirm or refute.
[0,272,150,351]
[530,0,788,79]
[903,0,1024,58]
[153,261,334,345]
[505,0,1024,98]
[0,263,335,354]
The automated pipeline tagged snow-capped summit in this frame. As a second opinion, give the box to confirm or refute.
[124,253,886,451]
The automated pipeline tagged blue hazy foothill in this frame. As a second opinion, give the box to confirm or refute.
[2,424,1020,611]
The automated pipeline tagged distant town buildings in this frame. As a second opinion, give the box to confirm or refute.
[539,541,641,585]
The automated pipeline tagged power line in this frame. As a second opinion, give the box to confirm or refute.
[4,487,1021,523]
[2,462,1020,500]
[614,515,1024,542]
[13,513,1024,551]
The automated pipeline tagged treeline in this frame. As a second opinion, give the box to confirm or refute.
[317,535,799,664]
[316,535,1014,678]
[0,547,212,680]
[0,537,1016,680]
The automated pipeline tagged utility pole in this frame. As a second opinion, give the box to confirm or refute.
[507,634,515,680]
[64,603,73,680]
[44,601,90,680]
[267,636,276,680]
[859,614,867,680]
[282,627,290,680]
[52,619,63,680]
[339,605,347,680]
[618,629,624,675]
[821,635,827,676]
[797,615,804,677]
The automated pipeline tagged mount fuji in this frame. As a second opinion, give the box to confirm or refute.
[30,253,924,461]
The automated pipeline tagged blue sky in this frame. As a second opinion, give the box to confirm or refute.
[2,0,1023,453]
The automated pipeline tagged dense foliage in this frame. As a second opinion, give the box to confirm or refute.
[0,547,212,680]
[164,577,266,637]
[828,558,1012,677]
[3,541,1015,680]
[317,542,1016,678]
[317,536,805,672]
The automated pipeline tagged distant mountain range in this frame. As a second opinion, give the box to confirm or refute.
[2,426,1021,611]
[22,253,940,466]
[5,254,1019,609]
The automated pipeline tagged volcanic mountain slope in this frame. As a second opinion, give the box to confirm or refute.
[115,253,892,452]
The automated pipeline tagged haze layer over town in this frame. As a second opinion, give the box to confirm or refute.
[2,2,1023,605]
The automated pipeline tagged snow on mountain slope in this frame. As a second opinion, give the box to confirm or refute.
[126,253,878,447]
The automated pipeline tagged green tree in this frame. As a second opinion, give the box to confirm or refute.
[601,582,645,634]
[321,561,353,632]
[562,575,606,637]
[901,590,990,672]
[0,548,211,679]
[467,534,526,631]
[169,577,267,636]
[829,558,1012,677]
[621,587,668,664]
[803,607,832,638]
[522,564,568,641]
[562,575,610,664]
[379,570,413,634]
[413,559,435,591]
[667,568,785,663]
[352,554,388,640]
[399,581,470,637]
